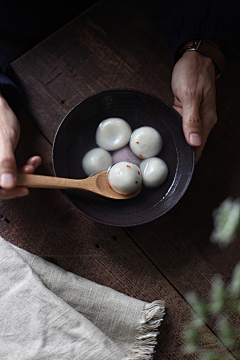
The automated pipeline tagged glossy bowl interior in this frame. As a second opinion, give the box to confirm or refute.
[52,89,195,226]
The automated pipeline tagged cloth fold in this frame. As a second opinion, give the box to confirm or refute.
[0,236,164,360]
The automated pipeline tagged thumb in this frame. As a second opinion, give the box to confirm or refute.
[0,141,17,190]
[182,100,202,147]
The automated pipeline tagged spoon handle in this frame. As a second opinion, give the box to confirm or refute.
[17,174,90,190]
[16,172,141,200]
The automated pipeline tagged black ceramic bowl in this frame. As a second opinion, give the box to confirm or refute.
[52,89,195,226]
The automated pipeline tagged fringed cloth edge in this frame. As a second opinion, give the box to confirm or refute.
[127,300,165,360]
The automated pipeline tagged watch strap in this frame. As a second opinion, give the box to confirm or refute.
[178,39,226,78]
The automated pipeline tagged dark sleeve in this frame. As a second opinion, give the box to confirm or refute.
[0,50,22,114]
[157,0,240,63]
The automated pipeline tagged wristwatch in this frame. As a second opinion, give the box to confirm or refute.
[178,39,226,79]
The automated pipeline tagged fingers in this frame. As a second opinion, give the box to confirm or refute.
[173,98,183,117]
[0,95,20,190]
[0,141,18,190]
[0,186,29,200]
[194,111,217,162]
[18,156,42,174]
[171,51,217,162]
[195,146,204,163]
[174,95,217,163]
[0,156,42,201]
[178,89,202,147]
[174,92,203,151]
[182,105,217,162]
[0,96,42,200]
[182,107,202,147]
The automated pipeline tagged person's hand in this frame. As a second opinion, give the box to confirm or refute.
[171,50,217,162]
[0,94,41,200]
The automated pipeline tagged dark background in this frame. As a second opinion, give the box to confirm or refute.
[0,0,99,62]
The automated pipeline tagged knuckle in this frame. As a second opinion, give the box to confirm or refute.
[0,155,15,171]
[0,154,15,165]
[187,116,201,127]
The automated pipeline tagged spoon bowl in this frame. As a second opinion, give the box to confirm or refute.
[16,172,142,200]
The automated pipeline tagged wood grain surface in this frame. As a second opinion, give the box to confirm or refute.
[1,0,239,358]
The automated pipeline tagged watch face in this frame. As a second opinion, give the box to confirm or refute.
[178,40,200,59]
[190,39,202,50]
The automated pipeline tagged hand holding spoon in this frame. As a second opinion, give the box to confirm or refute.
[17,172,142,200]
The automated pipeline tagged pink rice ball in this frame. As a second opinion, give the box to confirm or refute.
[112,145,141,166]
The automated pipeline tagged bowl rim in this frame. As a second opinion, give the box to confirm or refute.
[52,88,195,227]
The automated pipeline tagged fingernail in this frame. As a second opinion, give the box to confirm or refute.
[33,158,42,169]
[190,133,201,146]
[1,173,16,189]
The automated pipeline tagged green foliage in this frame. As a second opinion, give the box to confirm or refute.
[184,273,240,358]
[201,351,222,360]
[210,276,228,314]
[186,292,208,326]
[229,263,240,298]
[217,317,237,349]
[211,198,240,246]
[184,197,240,359]
[184,327,200,354]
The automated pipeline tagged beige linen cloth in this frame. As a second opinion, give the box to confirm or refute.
[0,235,164,360]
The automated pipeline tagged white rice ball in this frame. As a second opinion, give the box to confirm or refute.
[82,148,112,176]
[130,126,162,159]
[108,161,142,195]
[96,118,132,151]
[140,157,168,188]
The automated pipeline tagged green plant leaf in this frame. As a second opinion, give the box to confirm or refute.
[229,262,240,298]
[217,316,237,349]
[210,276,228,314]
[184,327,200,353]
[211,198,240,246]
[200,350,220,360]
[186,292,208,326]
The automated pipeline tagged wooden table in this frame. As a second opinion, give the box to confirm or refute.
[1,0,240,358]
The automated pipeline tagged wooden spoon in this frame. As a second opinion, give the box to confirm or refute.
[17,172,142,200]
